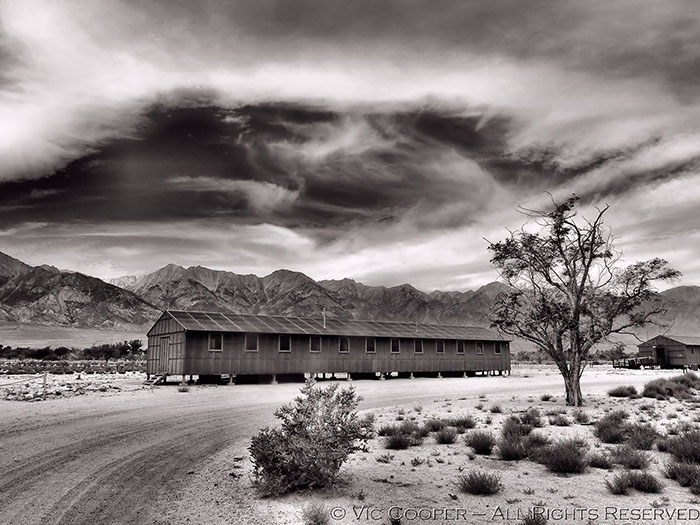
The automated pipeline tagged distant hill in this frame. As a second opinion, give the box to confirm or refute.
[0,252,159,329]
[1,249,698,341]
[111,264,511,324]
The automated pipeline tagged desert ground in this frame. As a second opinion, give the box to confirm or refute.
[1,365,699,525]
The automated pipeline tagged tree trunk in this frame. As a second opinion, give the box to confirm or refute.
[564,373,583,406]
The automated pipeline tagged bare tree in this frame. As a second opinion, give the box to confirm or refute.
[487,195,680,406]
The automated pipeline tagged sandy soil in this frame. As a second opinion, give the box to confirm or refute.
[0,365,698,525]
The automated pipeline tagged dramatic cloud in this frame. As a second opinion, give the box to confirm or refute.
[0,0,699,289]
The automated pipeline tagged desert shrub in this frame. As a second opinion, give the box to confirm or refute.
[456,469,503,495]
[498,437,527,461]
[540,393,553,401]
[548,414,570,426]
[572,409,591,424]
[537,438,588,474]
[522,432,551,458]
[489,404,503,414]
[610,445,650,469]
[376,453,394,464]
[378,424,401,437]
[385,434,411,450]
[302,503,330,525]
[608,385,638,398]
[502,416,533,439]
[410,456,425,467]
[424,419,446,432]
[398,421,421,435]
[656,437,670,452]
[435,427,458,444]
[448,415,477,431]
[664,461,700,487]
[520,409,544,428]
[413,425,431,439]
[588,451,613,469]
[594,410,630,443]
[249,381,372,495]
[667,430,700,464]
[625,423,659,450]
[465,430,496,455]
[643,373,700,401]
[626,471,663,493]
[606,473,632,495]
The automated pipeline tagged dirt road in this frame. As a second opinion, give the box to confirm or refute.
[0,367,678,524]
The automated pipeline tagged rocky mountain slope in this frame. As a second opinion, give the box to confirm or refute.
[2,248,699,336]
[110,264,511,325]
[0,252,159,329]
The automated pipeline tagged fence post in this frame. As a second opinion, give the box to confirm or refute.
[43,370,47,401]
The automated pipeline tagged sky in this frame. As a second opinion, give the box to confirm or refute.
[1,0,699,291]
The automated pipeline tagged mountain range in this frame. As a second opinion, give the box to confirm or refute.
[1,250,699,343]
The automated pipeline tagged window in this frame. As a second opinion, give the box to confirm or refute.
[310,336,321,353]
[476,342,484,355]
[495,342,503,355]
[391,339,400,354]
[339,337,350,353]
[365,338,376,353]
[244,333,258,352]
[456,341,465,354]
[209,333,223,352]
[414,339,424,354]
[436,340,445,354]
[279,335,291,352]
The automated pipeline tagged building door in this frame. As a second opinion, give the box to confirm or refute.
[159,337,170,374]
[655,347,667,367]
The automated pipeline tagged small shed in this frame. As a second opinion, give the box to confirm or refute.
[637,334,700,369]
[146,310,511,383]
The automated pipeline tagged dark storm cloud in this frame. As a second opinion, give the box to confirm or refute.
[2,0,700,288]
[0,104,518,230]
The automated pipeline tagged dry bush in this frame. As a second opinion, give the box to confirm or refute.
[456,469,503,495]
[465,430,496,455]
[643,373,700,400]
[625,423,659,450]
[594,410,630,443]
[606,473,632,495]
[626,471,663,493]
[424,419,446,432]
[667,430,700,464]
[302,503,330,525]
[608,385,638,398]
[611,445,650,469]
[250,381,371,495]
[588,451,613,469]
[435,427,458,444]
[384,434,411,450]
[548,414,571,426]
[537,438,588,474]
[664,461,700,487]
[520,408,544,428]
[447,415,477,431]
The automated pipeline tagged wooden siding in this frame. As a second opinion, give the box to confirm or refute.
[146,313,187,375]
[181,331,510,376]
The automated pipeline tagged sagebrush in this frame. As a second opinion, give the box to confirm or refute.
[249,381,372,495]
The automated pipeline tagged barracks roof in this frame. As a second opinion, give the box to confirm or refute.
[155,310,510,341]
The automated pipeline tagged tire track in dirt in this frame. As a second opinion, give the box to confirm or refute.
[0,401,255,525]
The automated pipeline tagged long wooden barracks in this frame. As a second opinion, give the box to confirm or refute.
[146,310,511,383]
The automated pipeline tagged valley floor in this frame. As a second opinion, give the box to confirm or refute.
[0,366,698,524]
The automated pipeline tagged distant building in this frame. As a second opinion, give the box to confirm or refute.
[637,334,700,369]
[146,310,511,382]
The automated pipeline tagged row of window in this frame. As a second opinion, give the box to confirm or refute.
[209,333,505,355]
